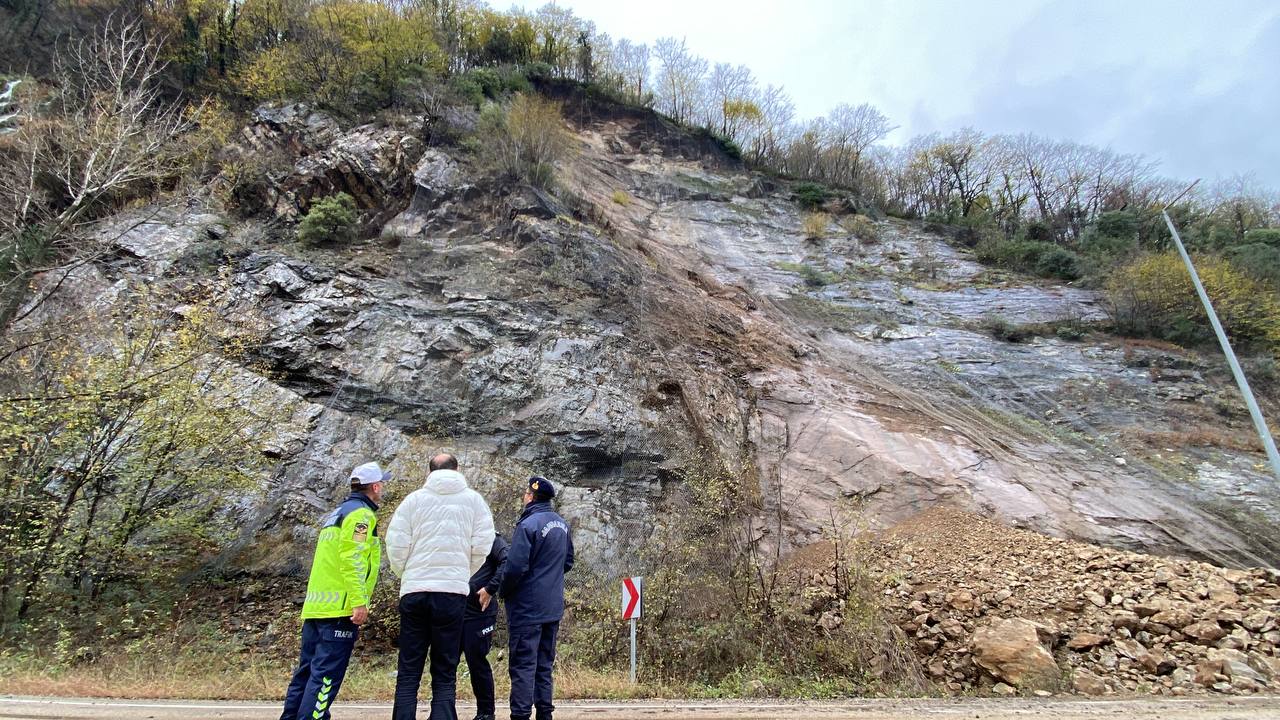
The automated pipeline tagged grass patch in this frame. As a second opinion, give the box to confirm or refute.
[1124,427,1263,453]
[840,214,879,243]
[610,189,632,206]
[802,212,830,239]
[776,261,840,287]
[977,315,1097,343]
[0,642,672,701]
[781,295,901,332]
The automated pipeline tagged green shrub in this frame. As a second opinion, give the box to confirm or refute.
[297,192,358,245]
[981,315,1029,343]
[975,237,1082,281]
[953,213,1000,248]
[974,237,1042,267]
[1081,229,1138,262]
[523,62,554,82]
[465,67,502,98]
[980,315,1092,343]
[0,225,54,324]
[1243,228,1280,248]
[792,182,832,210]
[448,66,533,107]
[1035,246,1083,281]
[1226,243,1280,287]
[711,131,743,161]
[1023,219,1055,243]
[448,74,485,106]
[1081,210,1141,267]
[1094,210,1140,240]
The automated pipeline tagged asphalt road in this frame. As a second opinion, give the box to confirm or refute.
[2,696,1280,719]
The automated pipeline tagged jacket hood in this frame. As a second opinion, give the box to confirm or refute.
[425,469,468,494]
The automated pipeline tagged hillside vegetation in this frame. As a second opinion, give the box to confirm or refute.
[1,0,1278,701]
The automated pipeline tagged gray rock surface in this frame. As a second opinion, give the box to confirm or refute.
[26,106,1280,575]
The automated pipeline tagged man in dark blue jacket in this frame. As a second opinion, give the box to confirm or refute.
[499,477,574,720]
[463,534,508,720]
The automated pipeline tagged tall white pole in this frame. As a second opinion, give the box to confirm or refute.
[1162,211,1280,481]
[629,617,637,684]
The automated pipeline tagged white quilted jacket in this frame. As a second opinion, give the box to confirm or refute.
[385,469,495,596]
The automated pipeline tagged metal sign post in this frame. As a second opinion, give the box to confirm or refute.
[1162,210,1280,481]
[621,576,642,683]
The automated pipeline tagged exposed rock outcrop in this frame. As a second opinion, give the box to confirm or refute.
[26,100,1280,580]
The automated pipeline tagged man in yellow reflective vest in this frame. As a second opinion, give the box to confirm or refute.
[280,461,388,720]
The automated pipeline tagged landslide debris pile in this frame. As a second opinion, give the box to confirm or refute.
[847,508,1280,696]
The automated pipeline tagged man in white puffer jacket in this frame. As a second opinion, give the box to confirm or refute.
[386,453,495,720]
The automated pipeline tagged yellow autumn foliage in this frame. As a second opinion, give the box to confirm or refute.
[1106,252,1280,355]
[233,0,445,105]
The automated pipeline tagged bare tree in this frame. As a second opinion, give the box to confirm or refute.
[822,102,894,187]
[0,16,197,324]
[704,62,756,137]
[653,36,707,125]
[1206,173,1276,245]
[615,39,650,102]
[746,84,794,166]
[783,119,827,180]
[928,128,993,219]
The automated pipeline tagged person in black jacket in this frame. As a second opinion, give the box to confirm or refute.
[463,534,508,720]
[499,477,574,720]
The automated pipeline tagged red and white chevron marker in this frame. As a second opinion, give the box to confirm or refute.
[621,576,643,620]
[622,576,643,683]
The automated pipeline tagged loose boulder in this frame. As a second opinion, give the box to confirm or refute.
[971,617,1060,690]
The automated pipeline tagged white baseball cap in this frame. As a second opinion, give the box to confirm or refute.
[349,461,392,485]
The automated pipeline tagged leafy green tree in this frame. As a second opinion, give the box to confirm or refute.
[297,192,358,245]
[0,290,274,624]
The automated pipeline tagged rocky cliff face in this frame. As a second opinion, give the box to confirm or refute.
[33,96,1280,576]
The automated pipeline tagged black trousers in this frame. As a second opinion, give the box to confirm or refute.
[507,621,559,720]
[461,614,497,716]
[393,591,466,720]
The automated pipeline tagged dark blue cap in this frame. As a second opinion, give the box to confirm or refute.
[528,476,555,500]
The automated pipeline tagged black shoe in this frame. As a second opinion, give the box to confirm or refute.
[472,715,495,720]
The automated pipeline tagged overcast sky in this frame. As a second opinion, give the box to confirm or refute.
[510,0,1280,187]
